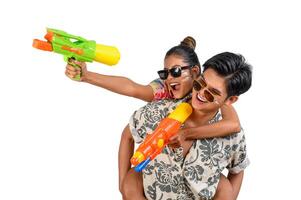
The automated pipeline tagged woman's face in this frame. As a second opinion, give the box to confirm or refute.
[163,55,198,99]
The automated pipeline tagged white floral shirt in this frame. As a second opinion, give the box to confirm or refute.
[129,99,249,200]
[149,78,172,100]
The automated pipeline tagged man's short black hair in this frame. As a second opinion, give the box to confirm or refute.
[203,52,252,97]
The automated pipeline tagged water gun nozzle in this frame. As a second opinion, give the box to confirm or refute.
[32,39,53,51]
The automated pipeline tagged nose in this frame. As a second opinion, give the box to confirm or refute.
[166,72,174,80]
[198,88,206,97]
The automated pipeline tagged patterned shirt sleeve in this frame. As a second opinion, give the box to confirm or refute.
[227,129,250,174]
[128,110,144,144]
[148,78,171,100]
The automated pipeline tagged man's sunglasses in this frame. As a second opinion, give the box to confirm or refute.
[192,78,216,103]
[157,65,191,80]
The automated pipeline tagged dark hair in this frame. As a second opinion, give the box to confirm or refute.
[203,52,252,97]
[165,36,200,68]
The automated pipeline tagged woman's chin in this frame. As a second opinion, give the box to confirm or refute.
[172,91,184,99]
[172,88,192,99]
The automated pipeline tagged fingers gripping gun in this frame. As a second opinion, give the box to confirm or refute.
[130,103,192,172]
[33,28,120,80]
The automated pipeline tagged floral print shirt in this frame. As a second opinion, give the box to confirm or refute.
[149,78,172,100]
[129,99,249,200]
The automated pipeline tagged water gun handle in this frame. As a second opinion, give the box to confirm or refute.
[66,58,82,81]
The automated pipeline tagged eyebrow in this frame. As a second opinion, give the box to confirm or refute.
[164,65,180,70]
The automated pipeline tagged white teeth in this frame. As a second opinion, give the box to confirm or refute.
[197,93,206,102]
[169,82,180,90]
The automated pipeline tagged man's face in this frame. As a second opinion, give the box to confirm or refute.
[191,68,237,113]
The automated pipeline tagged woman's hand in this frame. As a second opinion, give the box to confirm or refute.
[168,130,186,149]
[168,130,193,157]
[65,59,88,81]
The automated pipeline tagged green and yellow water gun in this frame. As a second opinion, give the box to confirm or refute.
[33,28,120,80]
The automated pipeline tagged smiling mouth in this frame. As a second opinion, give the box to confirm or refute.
[169,82,180,91]
[196,93,207,103]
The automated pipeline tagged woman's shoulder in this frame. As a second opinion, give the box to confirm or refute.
[148,78,172,100]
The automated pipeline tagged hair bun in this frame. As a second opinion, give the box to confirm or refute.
[180,36,196,50]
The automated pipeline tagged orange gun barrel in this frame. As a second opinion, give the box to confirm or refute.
[32,39,53,51]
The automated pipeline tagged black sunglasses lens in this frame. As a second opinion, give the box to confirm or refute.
[158,70,168,80]
[193,80,201,91]
[170,67,181,78]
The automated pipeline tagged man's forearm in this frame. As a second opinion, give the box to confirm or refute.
[118,125,135,191]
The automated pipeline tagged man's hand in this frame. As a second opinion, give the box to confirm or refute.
[65,59,88,81]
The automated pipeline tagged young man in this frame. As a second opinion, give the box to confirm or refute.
[119,52,252,200]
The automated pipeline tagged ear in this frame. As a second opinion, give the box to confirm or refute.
[191,65,200,79]
[225,96,239,105]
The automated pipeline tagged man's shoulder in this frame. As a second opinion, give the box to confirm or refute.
[208,110,223,124]
[139,98,186,118]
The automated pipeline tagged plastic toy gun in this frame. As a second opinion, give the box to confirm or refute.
[130,102,192,172]
[32,28,120,80]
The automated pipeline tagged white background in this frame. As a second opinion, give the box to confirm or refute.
[1,0,300,199]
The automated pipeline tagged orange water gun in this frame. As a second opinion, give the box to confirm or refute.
[131,102,192,172]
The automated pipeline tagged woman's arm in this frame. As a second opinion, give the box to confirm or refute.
[118,125,135,192]
[213,172,244,200]
[83,71,154,102]
[65,60,154,102]
[182,104,241,140]
[228,171,244,200]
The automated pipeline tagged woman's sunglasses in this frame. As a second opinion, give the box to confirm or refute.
[192,78,216,103]
[157,65,191,80]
